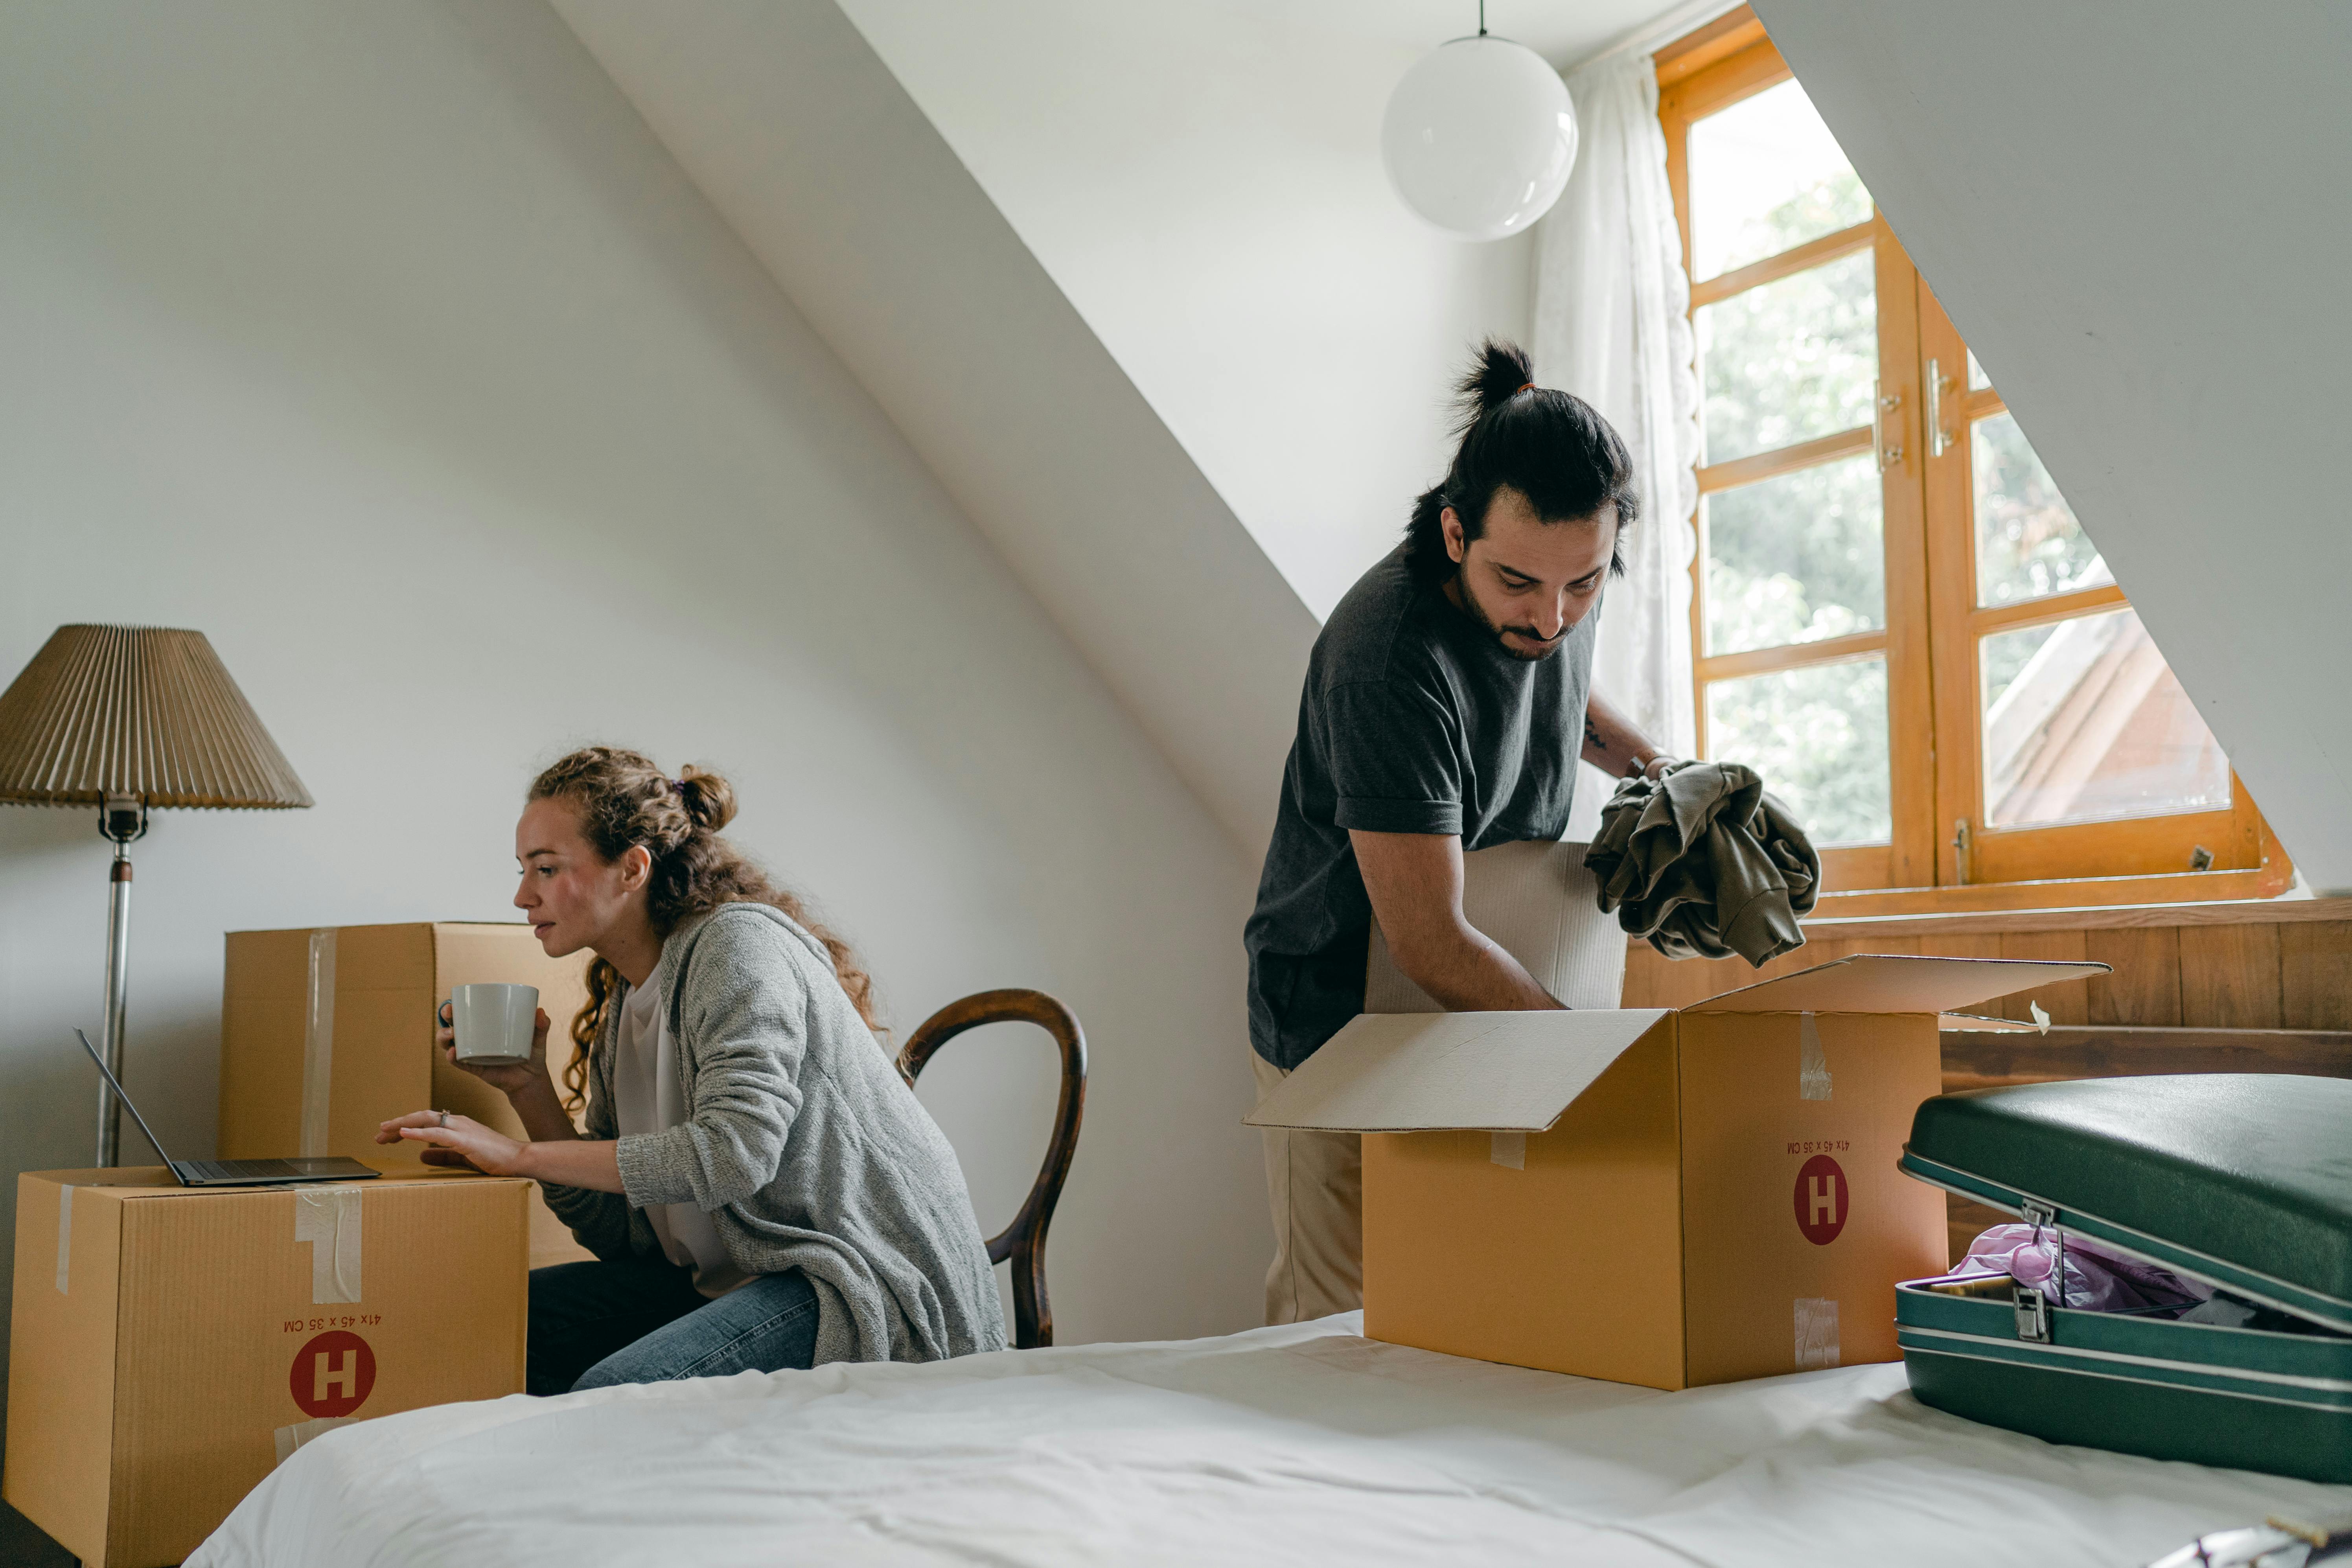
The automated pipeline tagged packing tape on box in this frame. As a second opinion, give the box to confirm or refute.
[294,1186,364,1304]
[300,928,338,1158]
[1489,1131,1525,1170]
[55,1184,74,1294]
[1798,1012,1833,1101]
[1794,1296,1840,1370]
[273,1414,357,1467]
[301,926,339,1161]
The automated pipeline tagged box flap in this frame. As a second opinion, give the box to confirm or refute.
[1938,1013,2045,1033]
[1366,841,1625,1014]
[1245,1009,1669,1133]
[1687,953,2107,1016]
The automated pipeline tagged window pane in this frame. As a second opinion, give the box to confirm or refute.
[1698,250,1876,465]
[1688,79,1872,282]
[1704,455,1884,655]
[1973,409,2107,607]
[1981,609,2231,829]
[1706,657,1890,845]
[1967,349,1991,391]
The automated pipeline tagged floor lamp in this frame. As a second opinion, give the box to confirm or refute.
[0,626,311,1165]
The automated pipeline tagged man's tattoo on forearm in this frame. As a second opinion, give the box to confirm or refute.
[1584,716,1604,753]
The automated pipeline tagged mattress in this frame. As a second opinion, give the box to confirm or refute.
[191,1314,2352,1567]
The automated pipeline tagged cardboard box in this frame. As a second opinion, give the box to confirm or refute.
[1248,953,2105,1391]
[1366,840,1625,1013]
[219,922,594,1268]
[4,1166,528,1568]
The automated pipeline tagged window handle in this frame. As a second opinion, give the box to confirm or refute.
[1952,817,1973,884]
[1874,383,1903,471]
[1926,358,1956,458]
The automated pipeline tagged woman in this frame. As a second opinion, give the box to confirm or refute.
[380,746,1005,1394]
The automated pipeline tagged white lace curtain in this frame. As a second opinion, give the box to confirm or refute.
[1535,50,1701,807]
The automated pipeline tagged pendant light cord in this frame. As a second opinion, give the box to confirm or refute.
[1478,0,1487,35]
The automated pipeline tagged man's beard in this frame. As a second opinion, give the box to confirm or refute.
[1452,567,1567,663]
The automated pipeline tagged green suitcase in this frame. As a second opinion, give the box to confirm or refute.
[1894,1074,2352,1483]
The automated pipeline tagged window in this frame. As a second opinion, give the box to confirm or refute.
[1655,14,2284,910]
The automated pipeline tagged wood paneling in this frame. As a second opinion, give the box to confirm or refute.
[1942,1026,2352,1091]
[2085,926,2183,1025]
[2281,922,2352,1031]
[1624,909,2332,1030]
[2177,924,2284,1029]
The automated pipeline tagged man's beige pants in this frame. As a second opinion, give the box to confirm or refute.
[1252,1052,1362,1325]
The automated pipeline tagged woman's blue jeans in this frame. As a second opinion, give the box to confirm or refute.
[527,1259,819,1395]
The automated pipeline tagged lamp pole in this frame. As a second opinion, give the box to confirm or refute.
[95,793,146,1166]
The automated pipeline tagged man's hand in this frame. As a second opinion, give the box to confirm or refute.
[1351,830,1563,1013]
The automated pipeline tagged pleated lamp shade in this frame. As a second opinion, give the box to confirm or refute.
[0,625,312,809]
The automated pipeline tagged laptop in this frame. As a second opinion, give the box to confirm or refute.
[76,1029,381,1187]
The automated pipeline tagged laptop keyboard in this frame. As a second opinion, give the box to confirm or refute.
[182,1158,312,1180]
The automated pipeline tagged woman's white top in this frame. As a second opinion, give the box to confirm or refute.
[613,969,752,1299]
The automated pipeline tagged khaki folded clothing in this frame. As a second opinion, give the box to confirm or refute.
[1583,762,1820,966]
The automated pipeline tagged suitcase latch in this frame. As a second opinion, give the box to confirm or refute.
[2019,1197,2057,1229]
[2014,1286,2051,1343]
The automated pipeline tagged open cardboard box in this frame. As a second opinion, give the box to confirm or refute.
[1248,953,2107,1391]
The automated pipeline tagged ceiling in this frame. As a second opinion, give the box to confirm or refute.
[1205,0,1720,70]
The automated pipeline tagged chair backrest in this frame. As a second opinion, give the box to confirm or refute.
[897,988,1087,1349]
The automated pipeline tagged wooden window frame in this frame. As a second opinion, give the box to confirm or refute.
[1656,13,2289,918]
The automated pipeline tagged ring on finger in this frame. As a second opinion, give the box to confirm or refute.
[438,1110,449,1128]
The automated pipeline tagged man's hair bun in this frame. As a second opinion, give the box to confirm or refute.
[1463,339,1537,420]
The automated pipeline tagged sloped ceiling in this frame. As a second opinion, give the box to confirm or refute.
[835,0,1539,621]
[547,0,1318,858]
[1757,1,2352,893]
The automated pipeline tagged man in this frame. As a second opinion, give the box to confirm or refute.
[1244,341,1672,1325]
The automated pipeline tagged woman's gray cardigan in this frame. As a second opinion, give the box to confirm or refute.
[538,903,1006,1367]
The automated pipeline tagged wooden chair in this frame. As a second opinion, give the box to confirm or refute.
[897,988,1088,1349]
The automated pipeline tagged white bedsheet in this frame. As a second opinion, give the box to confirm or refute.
[194,1314,2349,1567]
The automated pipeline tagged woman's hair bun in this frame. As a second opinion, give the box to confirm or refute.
[1459,337,1536,425]
[676,766,736,832]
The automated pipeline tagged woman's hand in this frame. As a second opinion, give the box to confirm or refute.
[376,1110,530,1176]
[437,1001,556,1099]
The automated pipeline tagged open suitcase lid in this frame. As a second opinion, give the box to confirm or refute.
[1901,1075,2352,1333]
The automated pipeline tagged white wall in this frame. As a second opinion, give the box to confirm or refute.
[1755,0,2352,892]
[0,0,1268,1414]
[549,0,1320,861]
[837,0,1538,620]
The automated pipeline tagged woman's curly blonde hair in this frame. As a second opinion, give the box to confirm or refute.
[529,745,882,1112]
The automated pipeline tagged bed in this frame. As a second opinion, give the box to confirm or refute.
[192,1313,2349,1567]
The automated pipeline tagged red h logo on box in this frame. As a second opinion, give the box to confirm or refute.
[1793,1154,1848,1246]
[291,1329,377,1419]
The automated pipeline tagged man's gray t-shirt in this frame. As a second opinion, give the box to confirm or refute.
[1244,544,1597,1070]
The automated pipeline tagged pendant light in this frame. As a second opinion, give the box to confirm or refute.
[1380,0,1578,242]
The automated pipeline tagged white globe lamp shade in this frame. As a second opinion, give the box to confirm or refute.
[1382,35,1577,242]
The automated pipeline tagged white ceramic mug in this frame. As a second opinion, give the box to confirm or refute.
[448,983,538,1067]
